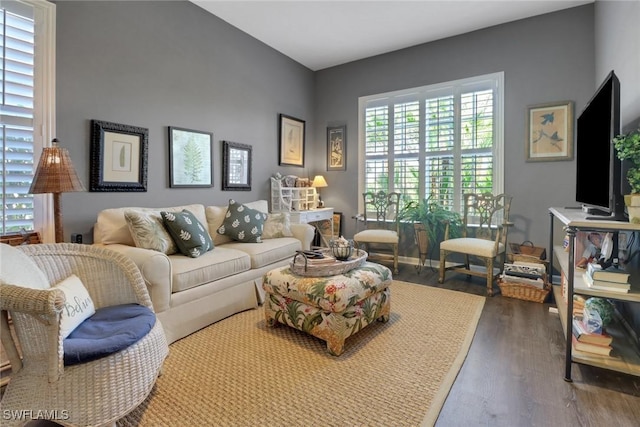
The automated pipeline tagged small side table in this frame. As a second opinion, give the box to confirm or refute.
[288,207,334,246]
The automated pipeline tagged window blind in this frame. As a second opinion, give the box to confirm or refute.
[360,72,503,214]
[1,6,36,234]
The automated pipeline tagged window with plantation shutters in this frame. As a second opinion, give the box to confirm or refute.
[1,0,55,235]
[359,72,504,215]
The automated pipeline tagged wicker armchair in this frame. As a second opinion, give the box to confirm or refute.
[0,243,169,427]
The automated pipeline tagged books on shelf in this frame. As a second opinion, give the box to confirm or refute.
[572,317,613,346]
[586,262,630,283]
[571,335,612,356]
[582,272,630,294]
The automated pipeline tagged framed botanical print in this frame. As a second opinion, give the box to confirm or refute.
[222,140,252,191]
[90,120,148,192]
[526,101,574,162]
[279,114,305,167]
[327,125,346,171]
[168,126,213,188]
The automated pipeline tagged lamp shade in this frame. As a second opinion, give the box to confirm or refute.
[311,175,328,188]
[29,139,85,194]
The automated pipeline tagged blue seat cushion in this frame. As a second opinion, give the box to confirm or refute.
[64,303,156,366]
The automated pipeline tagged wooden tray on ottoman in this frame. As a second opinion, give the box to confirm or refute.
[290,249,368,277]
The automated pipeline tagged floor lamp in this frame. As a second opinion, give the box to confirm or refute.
[29,139,85,243]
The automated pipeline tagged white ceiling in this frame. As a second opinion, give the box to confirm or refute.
[192,0,592,71]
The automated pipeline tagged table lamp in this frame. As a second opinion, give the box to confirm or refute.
[29,139,85,243]
[311,175,328,208]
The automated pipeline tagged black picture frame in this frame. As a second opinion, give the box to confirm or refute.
[168,126,214,188]
[278,114,305,167]
[327,125,346,171]
[222,140,252,191]
[90,120,148,192]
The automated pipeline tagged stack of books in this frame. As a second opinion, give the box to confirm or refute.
[572,294,586,318]
[582,263,631,294]
[572,316,613,356]
[501,261,546,289]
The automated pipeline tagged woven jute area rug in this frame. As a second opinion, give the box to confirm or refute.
[118,281,485,427]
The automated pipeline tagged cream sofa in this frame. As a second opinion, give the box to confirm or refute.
[93,200,314,344]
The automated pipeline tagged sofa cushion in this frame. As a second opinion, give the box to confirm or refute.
[124,209,178,254]
[95,204,207,245]
[169,247,251,292]
[262,212,293,239]
[217,199,267,243]
[162,209,214,258]
[222,237,301,269]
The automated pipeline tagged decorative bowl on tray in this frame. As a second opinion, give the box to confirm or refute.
[329,237,354,261]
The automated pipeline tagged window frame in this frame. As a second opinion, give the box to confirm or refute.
[357,72,504,215]
[1,0,56,241]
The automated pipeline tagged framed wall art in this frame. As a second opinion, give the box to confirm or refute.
[90,119,148,192]
[168,126,213,188]
[278,114,305,167]
[526,101,574,162]
[327,125,346,171]
[222,140,252,191]
[314,212,343,247]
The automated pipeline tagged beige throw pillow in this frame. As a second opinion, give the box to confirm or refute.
[124,210,178,255]
[262,212,293,239]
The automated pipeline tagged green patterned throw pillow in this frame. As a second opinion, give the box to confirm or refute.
[217,199,267,243]
[161,209,214,257]
[124,209,178,255]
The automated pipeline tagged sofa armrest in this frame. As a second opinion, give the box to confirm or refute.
[93,244,172,313]
[290,223,315,250]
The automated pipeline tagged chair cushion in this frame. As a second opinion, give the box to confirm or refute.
[353,229,398,244]
[64,303,156,366]
[440,237,504,258]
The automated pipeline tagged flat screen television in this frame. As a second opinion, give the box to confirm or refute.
[575,70,627,221]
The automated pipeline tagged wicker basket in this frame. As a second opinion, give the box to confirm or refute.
[290,249,368,277]
[498,278,551,303]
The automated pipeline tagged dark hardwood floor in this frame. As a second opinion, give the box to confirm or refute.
[394,261,640,427]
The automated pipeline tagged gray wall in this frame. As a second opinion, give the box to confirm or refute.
[594,0,640,338]
[595,0,640,130]
[56,1,637,253]
[314,5,595,248]
[56,1,314,242]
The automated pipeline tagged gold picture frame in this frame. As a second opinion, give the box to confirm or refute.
[526,101,574,162]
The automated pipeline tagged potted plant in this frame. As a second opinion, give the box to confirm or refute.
[613,126,640,222]
[399,195,463,270]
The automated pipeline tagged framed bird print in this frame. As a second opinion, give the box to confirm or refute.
[526,101,573,162]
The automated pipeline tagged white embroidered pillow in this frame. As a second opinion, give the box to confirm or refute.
[262,212,293,239]
[54,274,96,339]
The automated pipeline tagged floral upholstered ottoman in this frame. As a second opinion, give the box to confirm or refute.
[262,262,392,356]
